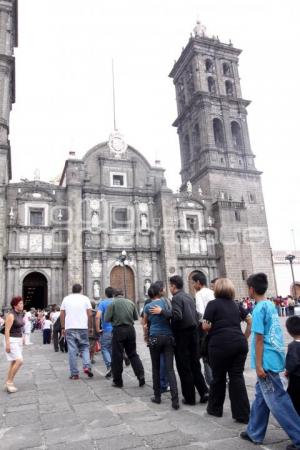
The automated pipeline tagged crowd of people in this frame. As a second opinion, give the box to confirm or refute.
[1,272,300,450]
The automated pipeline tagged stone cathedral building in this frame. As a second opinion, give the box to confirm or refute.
[0,3,276,310]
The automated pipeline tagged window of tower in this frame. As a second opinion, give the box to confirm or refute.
[235,210,241,221]
[231,121,243,149]
[30,208,44,226]
[205,59,214,73]
[192,123,200,148]
[186,215,199,232]
[225,80,234,96]
[207,77,216,94]
[213,118,225,148]
[223,62,231,76]
[183,134,191,165]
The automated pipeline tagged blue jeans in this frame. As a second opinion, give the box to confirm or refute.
[100,332,112,369]
[66,329,91,376]
[247,371,300,446]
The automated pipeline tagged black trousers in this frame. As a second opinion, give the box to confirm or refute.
[288,375,300,416]
[174,327,208,404]
[112,325,144,385]
[43,329,51,344]
[207,339,250,421]
[53,329,68,352]
[149,335,178,401]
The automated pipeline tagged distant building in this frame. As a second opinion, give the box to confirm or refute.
[273,251,300,297]
[0,5,276,309]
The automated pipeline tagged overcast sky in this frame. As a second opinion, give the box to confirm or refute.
[10,0,300,252]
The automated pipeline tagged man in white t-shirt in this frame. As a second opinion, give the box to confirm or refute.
[60,284,93,380]
[192,272,215,386]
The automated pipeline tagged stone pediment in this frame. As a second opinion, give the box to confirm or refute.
[175,196,205,210]
[16,183,55,203]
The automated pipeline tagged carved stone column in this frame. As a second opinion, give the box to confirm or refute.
[148,199,156,247]
[58,267,63,303]
[136,253,144,307]
[99,157,105,187]
[133,199,140,247]
[101,252,108,292]
[85,254,92,298]
[151,253,158,282]
[51,266,56,305]
[5,266,13,307]
[14,265,20,296]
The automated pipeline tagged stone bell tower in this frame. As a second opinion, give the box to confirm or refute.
[0,0,17,301]
[169,22,276,296]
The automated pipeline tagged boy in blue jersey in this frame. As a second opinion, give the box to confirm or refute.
[240,273,300,450]
[96,287,114,378]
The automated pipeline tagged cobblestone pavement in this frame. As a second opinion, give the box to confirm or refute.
[0,318,293,450]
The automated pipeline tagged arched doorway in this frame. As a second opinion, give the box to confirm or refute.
[188,270,206,296]
[22,272,48,310]
[110,266,135,302]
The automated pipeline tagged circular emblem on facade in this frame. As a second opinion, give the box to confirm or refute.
[108,130,127,156]
[169,266,176,274]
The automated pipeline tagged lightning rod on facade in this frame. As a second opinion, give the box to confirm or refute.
[112,59,117,131]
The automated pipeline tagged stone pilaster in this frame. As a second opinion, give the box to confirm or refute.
[65,158,85,293]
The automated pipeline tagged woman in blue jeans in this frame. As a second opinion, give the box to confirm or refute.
[143,284,179,410]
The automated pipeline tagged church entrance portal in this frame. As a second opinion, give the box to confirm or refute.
[22,272,48,310]
[110,266,135,302]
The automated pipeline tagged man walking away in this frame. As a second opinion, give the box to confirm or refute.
[96,287,114,378]
[104,290,145,388]
[169,275,209,405]
[240,273,300,450]
[60,284,93,380]
[192,272,215,385]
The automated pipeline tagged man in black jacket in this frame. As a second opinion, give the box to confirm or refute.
[150,275,208,405]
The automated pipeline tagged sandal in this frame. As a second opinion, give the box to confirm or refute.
[5,382,18,393]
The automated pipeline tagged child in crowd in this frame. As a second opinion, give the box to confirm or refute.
[240,273,300,450]
[286,316,300,415]
[42,314,52,344]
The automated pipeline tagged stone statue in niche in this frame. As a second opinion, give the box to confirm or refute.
[186,181,192,195]
[140,213,148,231]
[91,211,99,230]
[93,281,100,299]
[144,279,151,297]
[0,126,8,144]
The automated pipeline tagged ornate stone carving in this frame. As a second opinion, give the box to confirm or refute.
[141,260,152,277]
[29,234,42,253]
[44,234,53,250]
[139,203,148,213]
[91,259,101,278]
[90,199,100,211]
[19,234,28,250]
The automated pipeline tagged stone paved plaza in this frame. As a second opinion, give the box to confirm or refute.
[0,319,293,450]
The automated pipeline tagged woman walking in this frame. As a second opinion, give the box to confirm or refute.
[143,284,179,410]
[4,297,25,393]
[203,278,251,423]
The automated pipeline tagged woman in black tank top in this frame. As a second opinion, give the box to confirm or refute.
[4,296,24,393]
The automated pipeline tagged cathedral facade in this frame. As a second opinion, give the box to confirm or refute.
[0,3,276,310]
